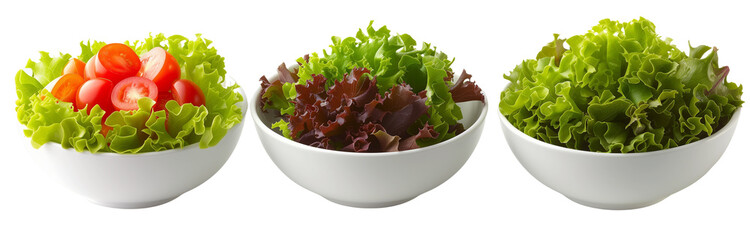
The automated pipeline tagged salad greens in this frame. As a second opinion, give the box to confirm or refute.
[16,34,243,153]
[260,21,484,152]
[499,18,743,153]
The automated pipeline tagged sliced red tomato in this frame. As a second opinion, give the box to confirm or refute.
[138,47,180,92]
[153,91,174,112]
[77,78,114,113]
[89,43,141,83]
[51,74,86,107]
[172,79,206,106]
[62,58,86,77]
[84,56,97,80]
[111,76,159,111]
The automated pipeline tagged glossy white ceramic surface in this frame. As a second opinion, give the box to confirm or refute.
[251,69,487,208]
[500,104,740,210]
[29,86,248,209]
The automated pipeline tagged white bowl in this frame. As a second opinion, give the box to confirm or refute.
[251,71,488,208]
[499,98,741,210]
[28,86,248,209]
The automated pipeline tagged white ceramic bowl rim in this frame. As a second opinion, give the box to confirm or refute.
[29,82,248,157]
[498,83,742,157]
[250,79,489,157]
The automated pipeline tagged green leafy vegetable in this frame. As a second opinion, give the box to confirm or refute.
[16,34,243,153]
[260,21,484,151]
[499,18,743,153]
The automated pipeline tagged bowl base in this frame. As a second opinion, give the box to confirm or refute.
[565,195,667,210]
[89,195,180,209]
[323,196,416,208]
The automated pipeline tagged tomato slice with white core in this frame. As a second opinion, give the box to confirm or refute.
[63,58,86,77]
[76,78,114,113]
[111,77,159,111]
[92,43,141,83]
[171,79,206,106]
[138,47,180,92]
[51,74,86,106]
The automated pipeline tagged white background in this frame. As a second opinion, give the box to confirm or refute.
[1,0,748,239]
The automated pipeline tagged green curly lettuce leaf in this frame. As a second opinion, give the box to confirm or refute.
[499,17,743,153]
[15,34,243,153]
[24,91,108,152]
[296,21,454,93]
[418,58,463,146]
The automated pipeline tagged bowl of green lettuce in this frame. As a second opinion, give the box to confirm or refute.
[15,34,245,208]
[498,18,743,209]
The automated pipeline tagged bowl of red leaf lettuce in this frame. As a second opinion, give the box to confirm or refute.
[250,22,487,207]
[499,18,743,209]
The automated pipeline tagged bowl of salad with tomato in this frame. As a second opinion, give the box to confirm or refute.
[251,22,487,208]
[15,34,245,208]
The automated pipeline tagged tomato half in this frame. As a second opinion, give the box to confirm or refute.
[111,77,159,111]
[153,91,174,112]
[77,78,114,113]
[91,43,141,83]
[62,58,86,77]
[171,79,206,106]
[84,56,97,80]
[138,47,180,92]
[51,74,86,106]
